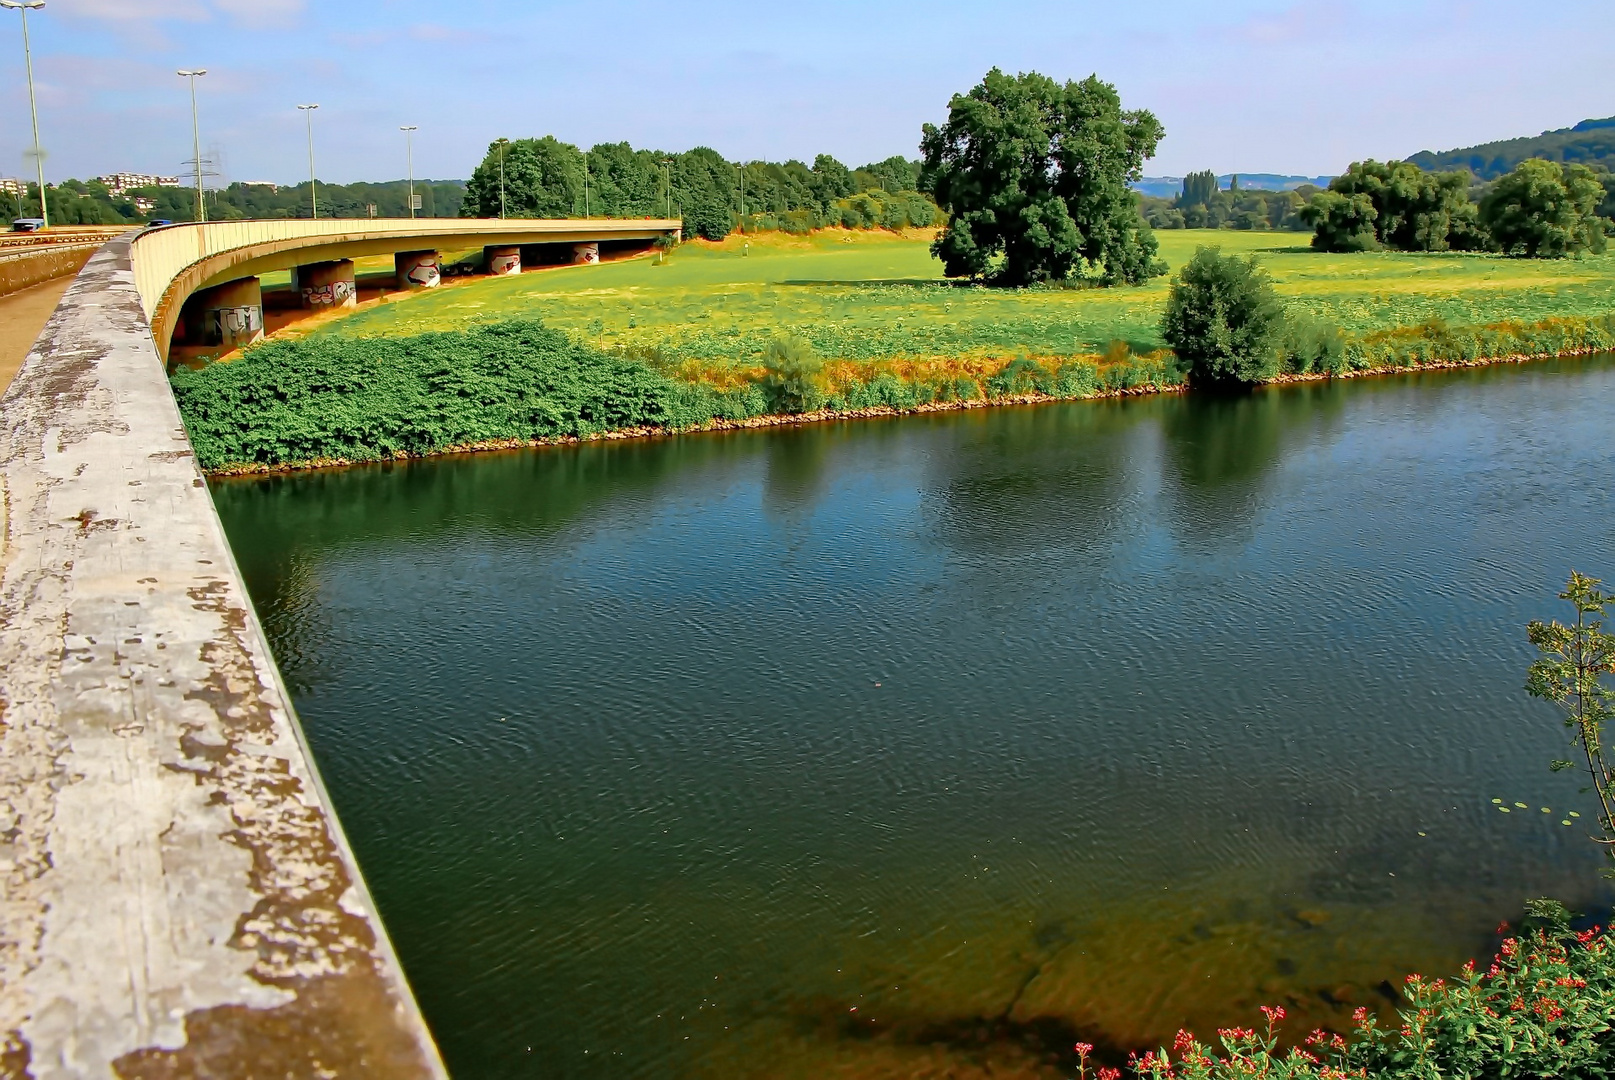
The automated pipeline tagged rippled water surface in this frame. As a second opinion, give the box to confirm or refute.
[214,357,1615,1079]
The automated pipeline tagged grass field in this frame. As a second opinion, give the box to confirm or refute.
[311,229,1615,370]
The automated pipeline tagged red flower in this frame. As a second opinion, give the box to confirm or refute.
[1260,1005,1287,1024]
[1074,1043,1093,1058]
[1098,1069,1122,1080]
[1172,1030,1195,1053]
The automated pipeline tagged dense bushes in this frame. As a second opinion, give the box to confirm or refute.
[1161,247,1287,386]
[170,323,1165,470]
[1125,902,1615,1080]
[1480,159,1608,258]
[173,322,752,469]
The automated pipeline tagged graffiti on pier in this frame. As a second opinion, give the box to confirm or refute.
[300,279,356,307]
[489,251,521,275]
[205,304,263,346]
[401,256,441,288]
[572,242,600,265]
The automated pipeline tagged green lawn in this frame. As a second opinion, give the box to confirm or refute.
[313,229,1615,369]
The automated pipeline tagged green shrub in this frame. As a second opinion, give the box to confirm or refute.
[1281,315,1347,375]
[1161,247,1286,387]
[758,333,825,413]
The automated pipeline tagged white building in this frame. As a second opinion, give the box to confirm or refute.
[95,173,181,196]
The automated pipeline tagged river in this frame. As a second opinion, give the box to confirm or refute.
[213,355,1615,1079]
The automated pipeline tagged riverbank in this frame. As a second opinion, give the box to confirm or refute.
[184,311,1615,476]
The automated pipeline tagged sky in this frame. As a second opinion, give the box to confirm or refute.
[0,0,1609,187]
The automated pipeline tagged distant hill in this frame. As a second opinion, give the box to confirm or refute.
[1132,174,1332,199]
[1405,117,1615,180]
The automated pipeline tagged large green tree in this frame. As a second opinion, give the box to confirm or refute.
[1300,160,1483,252]
[1480,159,1608,258]
[920,69,1165,286]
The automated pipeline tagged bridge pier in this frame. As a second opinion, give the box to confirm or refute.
[191,277,264,348]
[572,242,600,265]
[485,245,521,276]
[395,250,441,290]
[295,259,357,309]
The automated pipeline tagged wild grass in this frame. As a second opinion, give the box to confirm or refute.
[314,229,1615,373]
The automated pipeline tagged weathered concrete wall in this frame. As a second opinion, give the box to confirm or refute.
[0,234,446,1078]
[0,247,97,300]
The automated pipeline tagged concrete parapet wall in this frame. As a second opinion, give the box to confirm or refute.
[0,234,446,1078]
[0,246,98,300]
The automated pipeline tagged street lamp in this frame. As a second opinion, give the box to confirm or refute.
[658,158,672,220]
[176,68,207,223]
[400,125,417,219]
[582,149,589,219]
[297,104,319,218]
[2,0,48,227]
[494,137,509,219]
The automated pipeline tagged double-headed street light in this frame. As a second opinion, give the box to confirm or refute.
[400,125,418,219]
[176,68,207,222]
[2,0,48,227]
[297,103,319,218]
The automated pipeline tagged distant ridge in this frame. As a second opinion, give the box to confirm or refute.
[1132,173,1332,199]
[1405,117,1615,180]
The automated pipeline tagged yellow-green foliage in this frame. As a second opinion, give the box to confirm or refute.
[315,230,1615,375]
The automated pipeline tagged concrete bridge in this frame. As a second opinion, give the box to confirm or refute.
[134,217,681,361]
[0,218,675,1078]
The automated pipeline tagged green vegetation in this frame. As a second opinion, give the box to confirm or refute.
[1528,573,1615,864]
[460,137,936,240]
[1300,158,1609,258]
[920,69,1164,286]
[313,230,1615,368]
[1117,901,1615,1080]
[1300,160,1484,253]
[1161,248,1285,386]
[1140,172,1316,233]
[1481,160,1609,258]
[5,178,464,225]
[1407,115,1615,179]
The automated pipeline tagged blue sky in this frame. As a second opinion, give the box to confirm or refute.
[1,0,1610,186]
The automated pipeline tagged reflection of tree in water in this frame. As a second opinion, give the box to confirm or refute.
[761,426,833,516]
[924,401,1157,558]
[1157,383,1347,548]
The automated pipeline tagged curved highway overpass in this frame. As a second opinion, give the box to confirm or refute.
[132,217,681,360]
[0,218,675,1077]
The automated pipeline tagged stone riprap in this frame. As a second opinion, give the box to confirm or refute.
[0,234,446,1078]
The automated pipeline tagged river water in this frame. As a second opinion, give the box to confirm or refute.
[214,356,1615,1079]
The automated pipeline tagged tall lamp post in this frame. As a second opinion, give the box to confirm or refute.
[176,68,207,222]
[494,137,509,219]
[297,103,319,218]
[400,124,417,218]
[2,0,48,227]
[658,158,672,220]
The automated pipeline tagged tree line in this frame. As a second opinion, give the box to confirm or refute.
[1139,171,1318,232]
[5,178,466,225]
[460,139,938,239]
[1301,158,1611,257]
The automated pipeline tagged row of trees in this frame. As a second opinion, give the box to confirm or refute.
[459,139,935,240]
[1140,175,1316,232]
[5,178,465,225]
[1301,158,1610,257]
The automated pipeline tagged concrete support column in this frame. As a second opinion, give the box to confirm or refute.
[572,242,600,265]
[484,245,521,276]
[395,250,441,290]
[194,277,264,348]
[295,259,357,309]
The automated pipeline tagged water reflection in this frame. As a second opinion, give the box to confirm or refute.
[212,357,1615,1079]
